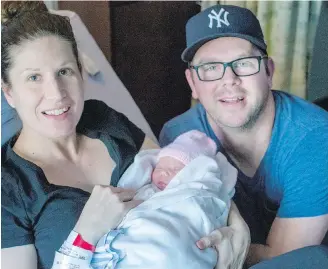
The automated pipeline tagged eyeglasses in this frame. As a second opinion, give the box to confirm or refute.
[189,56,268,82]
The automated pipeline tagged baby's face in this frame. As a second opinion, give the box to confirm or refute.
[151,157,185,190]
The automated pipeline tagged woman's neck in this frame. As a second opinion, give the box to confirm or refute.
[13,127,81,163]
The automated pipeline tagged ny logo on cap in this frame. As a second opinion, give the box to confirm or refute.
[208,8,230,29]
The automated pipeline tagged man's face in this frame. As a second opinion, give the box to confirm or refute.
[186,37,274,130]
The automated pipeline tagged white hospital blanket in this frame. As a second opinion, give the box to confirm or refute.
[96,150,237,269]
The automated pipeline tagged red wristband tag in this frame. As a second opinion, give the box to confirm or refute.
[72,234,96,252]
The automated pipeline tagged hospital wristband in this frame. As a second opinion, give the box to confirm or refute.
[57,230,95,264]
[58,243,92,262]
[52,251,92,269]
[67,230,96,252]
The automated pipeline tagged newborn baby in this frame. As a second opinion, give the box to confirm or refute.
[133,130,219,200]
[91,130,237,269]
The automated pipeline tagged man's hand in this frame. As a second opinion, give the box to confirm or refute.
[246,214,328,266]
[197,202,251,269]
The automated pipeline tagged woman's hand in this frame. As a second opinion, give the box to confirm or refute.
[196,202,251,269]
[73,185,142,245]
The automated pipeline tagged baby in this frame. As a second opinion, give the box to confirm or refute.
[133,130,218,200]
[91,130,237,269]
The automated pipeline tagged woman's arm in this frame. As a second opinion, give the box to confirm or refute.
[51,137,158,268]
[52,185,142,268]
[197,201,251,269]
[2,181,142,269]
[2,245,37,269]
[2,167,38,269]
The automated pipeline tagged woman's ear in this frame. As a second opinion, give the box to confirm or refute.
[1,81,15,108]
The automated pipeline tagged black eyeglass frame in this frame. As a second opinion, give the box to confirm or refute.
[189,55,268,82]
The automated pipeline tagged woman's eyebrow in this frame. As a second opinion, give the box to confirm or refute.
[60,60,75,65]
[19,61,76,74]
[20,68,41,74]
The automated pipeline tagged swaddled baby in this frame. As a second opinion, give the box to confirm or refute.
[135,130,220,200]
[91,130,237,269]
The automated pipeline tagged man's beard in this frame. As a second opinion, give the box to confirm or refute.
[210,90,270,132]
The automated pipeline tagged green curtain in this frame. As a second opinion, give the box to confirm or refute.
[199,0,323,99]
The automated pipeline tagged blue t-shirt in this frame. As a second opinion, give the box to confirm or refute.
[160,90,328,243]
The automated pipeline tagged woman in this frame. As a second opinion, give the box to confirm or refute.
[1,2,250,269]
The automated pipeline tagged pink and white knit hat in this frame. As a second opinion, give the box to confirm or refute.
[158,130,217,165]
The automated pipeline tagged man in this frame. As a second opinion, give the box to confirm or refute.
[159,4,328,267]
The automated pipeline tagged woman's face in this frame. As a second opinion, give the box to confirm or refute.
[3,35,84,139]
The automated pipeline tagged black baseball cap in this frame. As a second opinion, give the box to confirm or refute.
[182,5,267,62]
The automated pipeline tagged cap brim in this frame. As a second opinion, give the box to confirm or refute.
[181,33,267,62]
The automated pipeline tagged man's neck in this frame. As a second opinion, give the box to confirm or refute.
[13,127,81,164]
[208,93,275,174]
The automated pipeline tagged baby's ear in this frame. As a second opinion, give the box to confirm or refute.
[1,81,16,108]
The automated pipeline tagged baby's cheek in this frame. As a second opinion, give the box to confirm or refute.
[151,170,157,182]
[151,170,162,184]
[151,172,158,183]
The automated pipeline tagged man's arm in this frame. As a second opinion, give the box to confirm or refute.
[247,215,328,266]
[247,126,328,266]
[159,123,176,147]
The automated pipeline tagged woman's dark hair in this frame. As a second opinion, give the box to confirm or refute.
[1,1,81,85]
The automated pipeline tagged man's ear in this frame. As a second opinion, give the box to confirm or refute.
[1,81,15,108]
[266,57,275,89]
[185,68,199,100]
